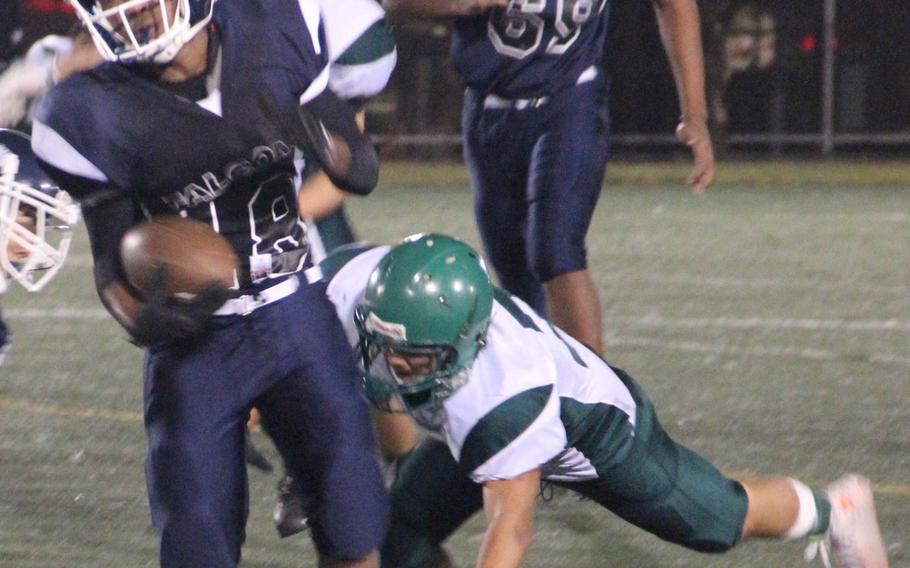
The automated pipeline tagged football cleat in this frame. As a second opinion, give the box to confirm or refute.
[273,475,311,538]
[243,431,274,473]
[805,474,888,568]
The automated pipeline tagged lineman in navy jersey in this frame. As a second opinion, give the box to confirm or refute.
[384,0,715,357]
[30,1,388,567]
[323,234,888,568]
[0,129,80,368]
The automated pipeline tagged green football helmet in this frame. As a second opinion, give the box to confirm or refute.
[355,233,493,413]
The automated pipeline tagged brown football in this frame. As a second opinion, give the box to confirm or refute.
[120,215,238,300]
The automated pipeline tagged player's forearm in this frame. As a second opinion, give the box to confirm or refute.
[53,33,103,83]
[652,0,708,121]
[477,471,539,568]
[99,280,145,337]
[297,171,347,220]
[297,90,379,196]
[476,513,534,568]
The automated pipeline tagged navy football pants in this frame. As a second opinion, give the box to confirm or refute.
[144,279,388,567]
[463,76,610,315]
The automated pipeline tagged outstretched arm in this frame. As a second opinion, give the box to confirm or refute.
[651,0,715,193]
[476,467,540,568]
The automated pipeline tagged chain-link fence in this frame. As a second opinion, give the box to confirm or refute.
[368,0,910,157]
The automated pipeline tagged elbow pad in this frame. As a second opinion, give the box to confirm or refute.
[297,90,379,195]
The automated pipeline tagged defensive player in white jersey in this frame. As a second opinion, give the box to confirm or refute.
[323,233,889,568]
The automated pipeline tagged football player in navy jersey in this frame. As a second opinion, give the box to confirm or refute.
[29,1,388,567]
[383,0,714,356]
[0,129,80,367]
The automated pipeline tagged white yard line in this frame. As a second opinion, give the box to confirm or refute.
[604,335,910,367]
[5,307,110,319]
[601,272,910,295]
[609,316,910,332]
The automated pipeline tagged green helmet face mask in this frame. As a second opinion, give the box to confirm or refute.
[355,233,494,413]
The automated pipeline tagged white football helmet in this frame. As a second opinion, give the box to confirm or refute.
[0,130,80,293]
[68,0,217,65]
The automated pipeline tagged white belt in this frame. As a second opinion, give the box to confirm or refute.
[214,275,299,316]
[482,65,599,110]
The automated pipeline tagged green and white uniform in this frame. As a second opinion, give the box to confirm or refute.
[304,0,397,264]
[327,246,750,566]
[318,0,397,102]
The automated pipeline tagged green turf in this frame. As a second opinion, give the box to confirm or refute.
[1,164,908,567]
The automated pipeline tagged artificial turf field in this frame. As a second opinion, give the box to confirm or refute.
[1,160,907,567]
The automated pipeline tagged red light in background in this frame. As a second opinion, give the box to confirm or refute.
[800,34,817,53]
[799,34,840,54]
[22,0,75,14]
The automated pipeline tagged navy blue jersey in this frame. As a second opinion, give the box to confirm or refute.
[451,0,611,98]
[0,310,8,352]
[32,0,328,286]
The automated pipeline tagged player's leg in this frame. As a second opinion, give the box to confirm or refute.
[463,89,544,314]
[568,384,750,552]
[254,280,388,567]
[373,409,420,463]
[543,270,603,355]
[313,206,358,256]
[0,312,9,367]
[143,328,255,567]
[573,367,888,566]
[382,438,484,568]
[526,77,610,354]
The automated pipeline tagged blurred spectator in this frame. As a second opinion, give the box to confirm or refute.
[1,1,24,69]
[720,3,776,133]
[20,0,76,47]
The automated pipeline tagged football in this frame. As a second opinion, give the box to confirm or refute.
[120,215,238,300]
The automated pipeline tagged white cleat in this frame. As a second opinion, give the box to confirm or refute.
[807,474,889,568]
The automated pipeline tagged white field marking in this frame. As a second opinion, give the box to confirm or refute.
[9,306,909,334]
[66,254,95,267]
[869,353,910,366]
[2,394,909,501]
[0,396,142,422]
[4,307,110,319]
[600,272,910,295]
[6,310,908,365]
[60,254,910,294]
[603,335,910,368]
[610,316,910,332]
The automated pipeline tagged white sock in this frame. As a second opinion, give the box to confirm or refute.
[784,478,820,540]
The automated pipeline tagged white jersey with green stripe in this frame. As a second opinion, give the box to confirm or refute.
[326,245,638,485]
[318,0,386,63]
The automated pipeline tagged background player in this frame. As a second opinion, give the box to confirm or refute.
[269,0,401,539]
[0,128,80,366]
[300,0,398,261]
[382,0,714,356]
[324,233,888,568]
[30,1,388,566]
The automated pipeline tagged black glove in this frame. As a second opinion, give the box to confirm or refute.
[258,91,378,195]
[130,265,231,347]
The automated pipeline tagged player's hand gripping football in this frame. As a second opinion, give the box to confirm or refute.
[676,114,715,194]
[131,264,231,347]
